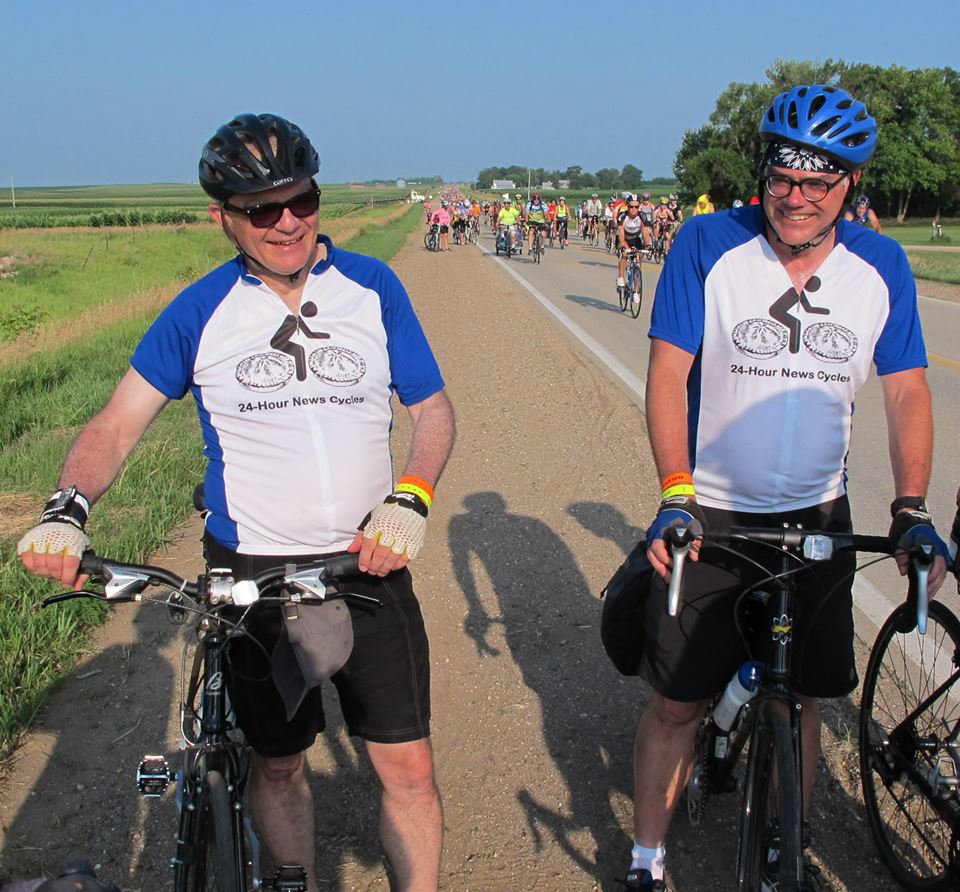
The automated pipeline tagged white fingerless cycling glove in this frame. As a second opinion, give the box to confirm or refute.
[17,486,91,559]
[360,478,432,560]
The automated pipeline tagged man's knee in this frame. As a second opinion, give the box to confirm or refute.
[253,751,306,785]
[645,693,707,730]
[368,739,437,797]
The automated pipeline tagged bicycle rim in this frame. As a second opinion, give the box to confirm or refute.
[629,265,643,318]
[737,707,802,891]
[859,600,960,890]
[175,770,241,892]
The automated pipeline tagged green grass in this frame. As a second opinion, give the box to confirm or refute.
[905,251,960,285]
[0,226,234,338]
[883,219,958,247]
[0,202,421,755]
[0,182,411,229]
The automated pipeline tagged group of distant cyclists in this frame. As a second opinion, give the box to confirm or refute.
[424,186,885,324]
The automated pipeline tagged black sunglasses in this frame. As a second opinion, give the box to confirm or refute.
[222,186,321,228]
[628,204,640,209]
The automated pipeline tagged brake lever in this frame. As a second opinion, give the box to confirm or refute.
[42,588,130,607]
[913,542,934,635]
[665,522,702,618]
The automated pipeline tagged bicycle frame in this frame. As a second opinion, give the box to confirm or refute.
[173,606,252,887]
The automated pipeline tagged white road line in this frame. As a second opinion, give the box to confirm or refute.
[478,242,648,406]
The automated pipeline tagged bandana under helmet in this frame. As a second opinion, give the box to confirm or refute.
[762,141,844,175]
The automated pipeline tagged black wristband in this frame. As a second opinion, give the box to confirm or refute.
[890,496,927,518]
[384,491,429,518]
[40,486,90,530]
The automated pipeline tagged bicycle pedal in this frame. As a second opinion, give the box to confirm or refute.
[263,865,308,891]
[137,755,172,797]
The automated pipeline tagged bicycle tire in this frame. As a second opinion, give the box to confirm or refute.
[859,599,960,891]
[737,707,802,891]
[174,770,241,892]
[618,284,628,312]
[629,263,643,319]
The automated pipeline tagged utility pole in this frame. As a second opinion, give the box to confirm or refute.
[10,177,15,208]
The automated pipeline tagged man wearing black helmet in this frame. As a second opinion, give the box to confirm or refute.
[17,113,454,892]
[621,86,947,890]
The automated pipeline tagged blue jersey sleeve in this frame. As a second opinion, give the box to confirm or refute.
[839,224,927,375]
[330,250,445,405]
[131,259,241,399]
[648,217,707,355]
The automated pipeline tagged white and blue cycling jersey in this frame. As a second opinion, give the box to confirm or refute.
[131,236,444,555]
[649,206,927,513]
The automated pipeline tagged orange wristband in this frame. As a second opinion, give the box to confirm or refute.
[660,472,693,490]
[397,475,434,509]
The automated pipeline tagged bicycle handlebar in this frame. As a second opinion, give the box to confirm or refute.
[42,551,375,610]
[663,524,935,632]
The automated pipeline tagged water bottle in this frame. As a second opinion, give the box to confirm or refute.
[712,660,763,732]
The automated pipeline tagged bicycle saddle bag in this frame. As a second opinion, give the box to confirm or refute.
[271,599,354,720]
[600,538,654,676]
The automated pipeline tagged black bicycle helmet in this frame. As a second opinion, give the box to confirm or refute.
[199,113,320,201]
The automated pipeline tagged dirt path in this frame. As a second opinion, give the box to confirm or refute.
[0,225,914,890]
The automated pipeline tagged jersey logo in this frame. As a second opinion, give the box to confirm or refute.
[730,276,858,363]
[235,300,367,391]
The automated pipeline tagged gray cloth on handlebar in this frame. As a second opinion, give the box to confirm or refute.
[271,600,354,721]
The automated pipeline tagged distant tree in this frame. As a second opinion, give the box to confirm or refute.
[620,164,644,189]
[595,168,622,191]
[672,58,960,219]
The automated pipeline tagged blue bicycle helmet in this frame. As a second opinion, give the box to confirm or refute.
[759,84,877,170]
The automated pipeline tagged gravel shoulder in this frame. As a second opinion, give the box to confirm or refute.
[0,224,926,891]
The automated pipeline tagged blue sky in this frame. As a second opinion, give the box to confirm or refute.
[4,0,958,187]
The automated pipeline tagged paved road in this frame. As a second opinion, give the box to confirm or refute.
[475,223,960,631]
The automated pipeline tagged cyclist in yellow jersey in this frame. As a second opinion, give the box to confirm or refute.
[692,192,715,215]
[497,197,522,251]
[554,196,573,246]
[524,191,549,254]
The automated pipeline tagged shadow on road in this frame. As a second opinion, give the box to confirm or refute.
[563,293,622,314]
[448,491,638,889]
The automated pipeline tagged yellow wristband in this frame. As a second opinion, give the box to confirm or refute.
[397,475,434,500]
[661,484,696,501]
[396,481,433,509]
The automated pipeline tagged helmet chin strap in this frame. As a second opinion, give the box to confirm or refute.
[222,223,314,285]
[237,246,309,284]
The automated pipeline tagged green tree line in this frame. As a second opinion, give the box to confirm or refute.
[674,59,960,220]
[476,164,654,192]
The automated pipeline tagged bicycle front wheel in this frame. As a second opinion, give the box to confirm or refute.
[859,599,960,891]
[629,265,643,318]
[737,707,802,891]
[174,770,241,892]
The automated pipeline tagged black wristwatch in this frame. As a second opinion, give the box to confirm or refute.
[889,496,928,518]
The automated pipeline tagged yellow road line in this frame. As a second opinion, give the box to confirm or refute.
[928,352,960,371]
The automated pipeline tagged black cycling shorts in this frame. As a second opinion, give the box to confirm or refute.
[204,534,431,757]
[639,497,858,702]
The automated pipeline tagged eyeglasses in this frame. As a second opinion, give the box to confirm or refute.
[221,186,321,228]
[628,204,640,209]
[763,173,848,203]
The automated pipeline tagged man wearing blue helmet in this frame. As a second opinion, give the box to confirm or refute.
[623,85,948,890]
